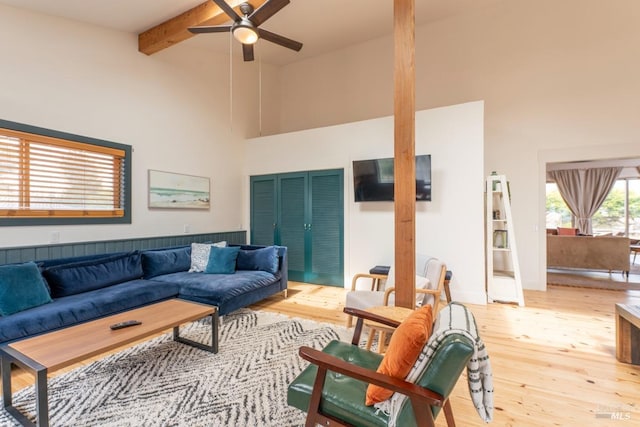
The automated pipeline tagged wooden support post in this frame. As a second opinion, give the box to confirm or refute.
[393,0,416,309]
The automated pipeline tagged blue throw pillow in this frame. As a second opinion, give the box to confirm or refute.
[43,251,143,298]
[205,246,240,274]
[141,246,191,279]
[236,246,279,274]
[0,262,52,316]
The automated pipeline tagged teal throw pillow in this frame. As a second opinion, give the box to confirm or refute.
[236,246,279,274]
[0,262,52,316]
[205,246,240,274]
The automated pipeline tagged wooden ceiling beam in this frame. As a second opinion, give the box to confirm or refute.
[138,0,267,56]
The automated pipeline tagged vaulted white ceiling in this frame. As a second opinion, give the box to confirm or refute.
[0,0,505,64]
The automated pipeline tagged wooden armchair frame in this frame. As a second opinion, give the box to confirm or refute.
[350,273,389,292]
[346,263,447,329]
[383,263,446,312]
[346,273,387,328]
[298,307,456,427]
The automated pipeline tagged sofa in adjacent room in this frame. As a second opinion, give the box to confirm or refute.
[547,234,630,275]
[0,243,288,345]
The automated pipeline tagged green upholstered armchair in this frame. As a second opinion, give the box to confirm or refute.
[288,306,476,427]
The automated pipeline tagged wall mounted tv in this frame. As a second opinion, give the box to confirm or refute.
[353,154,431,202]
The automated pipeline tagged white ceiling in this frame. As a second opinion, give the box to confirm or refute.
[0,0,505,65]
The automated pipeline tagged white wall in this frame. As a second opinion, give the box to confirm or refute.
[245,102,486,304]
[5,0,639,295]
[0,4,276,247]
[270,0,640,290]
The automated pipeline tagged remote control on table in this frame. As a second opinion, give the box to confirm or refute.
[110,320,142,330]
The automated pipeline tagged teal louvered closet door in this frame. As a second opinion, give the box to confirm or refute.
[250,169,344,286]
[278,173,307,282]
[250,175,277,246]
[307,170,344,285]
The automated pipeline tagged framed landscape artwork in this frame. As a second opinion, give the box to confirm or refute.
[148,170,210,209]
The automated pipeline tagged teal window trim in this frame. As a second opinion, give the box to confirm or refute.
[0,119,132,226]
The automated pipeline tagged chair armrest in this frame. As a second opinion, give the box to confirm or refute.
[343,307,402,345]
[344,307,402,328]
[383,286,396,305]
[383,287,441,305]
[298,345,444,407]
[350,273,388,291]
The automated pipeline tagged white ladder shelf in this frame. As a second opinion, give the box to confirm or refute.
[486,174,524,306]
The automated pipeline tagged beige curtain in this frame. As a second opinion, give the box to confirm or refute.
[548,167,622,234]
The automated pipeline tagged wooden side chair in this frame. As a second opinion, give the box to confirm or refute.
[288,306,477,427]
[345,255,447,328]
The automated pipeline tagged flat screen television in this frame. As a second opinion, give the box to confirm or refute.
[353,154,431,202]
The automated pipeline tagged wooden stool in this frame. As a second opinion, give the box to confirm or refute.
[616,304,640,365]
[363,305,414,353]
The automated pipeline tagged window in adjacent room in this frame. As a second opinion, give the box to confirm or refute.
[0,120,131,225]
[546,178,640,239]
[593,178,640,239]
[545,182,573,229]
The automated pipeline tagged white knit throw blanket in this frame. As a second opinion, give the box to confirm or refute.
[374,302,494,425]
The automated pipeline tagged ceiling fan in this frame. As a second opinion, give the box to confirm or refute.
[188,0,303,62]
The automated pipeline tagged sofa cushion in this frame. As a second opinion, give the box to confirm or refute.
[236,246,279,274]
[205,246,240,274]
[0,262,52,316]
[43,252,143,298]
[153,270,280,315]
[189,241,227,272]
[141,246,191,279]
[0,279,180,343]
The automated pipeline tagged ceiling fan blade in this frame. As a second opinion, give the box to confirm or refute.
[258,28,303,51]
[243,44,255,61]
[211,0,241,22]
[249,0,290,26]
[188,25,232,34]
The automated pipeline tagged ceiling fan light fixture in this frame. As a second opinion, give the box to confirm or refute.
[233,19,259,44]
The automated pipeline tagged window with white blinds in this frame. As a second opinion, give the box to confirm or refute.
[0,121,131,224]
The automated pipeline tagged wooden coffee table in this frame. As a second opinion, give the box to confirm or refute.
[1,299,217,427]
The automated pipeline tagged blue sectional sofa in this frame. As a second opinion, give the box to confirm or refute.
[0,243,288,345]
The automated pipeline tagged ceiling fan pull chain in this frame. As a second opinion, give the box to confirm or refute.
[229,28,233,133]
[258,41,262,136]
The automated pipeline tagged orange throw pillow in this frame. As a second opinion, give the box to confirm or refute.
[365,305,434,405]
[557,227,578,236]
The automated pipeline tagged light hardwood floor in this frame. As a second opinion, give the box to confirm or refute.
[8,282,640,426]
[256,283,640,426]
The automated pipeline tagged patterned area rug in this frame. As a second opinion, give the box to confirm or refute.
[0,309,352,427]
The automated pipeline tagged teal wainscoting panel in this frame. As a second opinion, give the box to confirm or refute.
[0,231,246,264]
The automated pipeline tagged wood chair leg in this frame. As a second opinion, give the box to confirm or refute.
[365,328,376,351]
[346,315,353,329]
[378,331,387,354]
[443,398,456,427]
